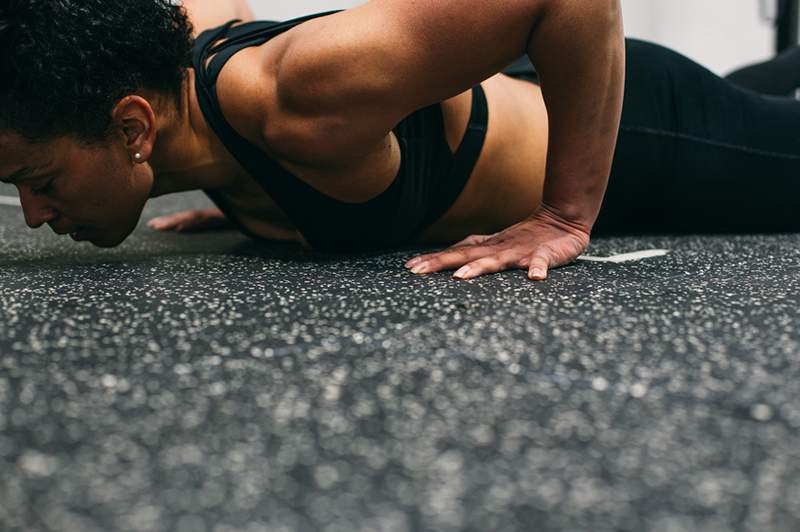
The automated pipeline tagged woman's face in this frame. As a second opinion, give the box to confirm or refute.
[0,131,154,248]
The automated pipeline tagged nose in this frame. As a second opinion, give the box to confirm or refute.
[18,187,58,228]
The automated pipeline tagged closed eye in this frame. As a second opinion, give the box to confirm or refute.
[31,178,55,196]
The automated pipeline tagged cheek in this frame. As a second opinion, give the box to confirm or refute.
[61,166,128,216]
[117,163,154,223]
[87,154,144,198]
[64,146,152,222]
[130,162,154,197]
[110,148,152,194]
[116,163,154,218]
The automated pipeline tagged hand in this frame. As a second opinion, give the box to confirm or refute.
[147,208,232,233]
[405,204,591,281]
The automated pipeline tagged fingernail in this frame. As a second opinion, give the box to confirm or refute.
[411,262,429,275]
[453,266,471,279]
[530,269,545,279]
[405,258,421,269]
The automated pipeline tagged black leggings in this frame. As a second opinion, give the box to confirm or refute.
[725,44,800,97]
[529,39,800,236]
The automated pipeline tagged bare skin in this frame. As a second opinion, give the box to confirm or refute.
[151,0,625,281]
[0,0,624,280]
[0,0,254,247]
[150,3,551,242]
[150,67,552,245]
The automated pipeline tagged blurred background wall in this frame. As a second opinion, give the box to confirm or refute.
[249,0,789,75]
[621,0,775,75]
[249,0,358,21]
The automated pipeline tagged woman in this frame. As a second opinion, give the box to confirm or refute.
[0,1,797,282]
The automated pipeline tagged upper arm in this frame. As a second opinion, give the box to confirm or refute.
[232,0,622,179]
[270,1,542,162]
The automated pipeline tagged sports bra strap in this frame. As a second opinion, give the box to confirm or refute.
[420,84,488,229]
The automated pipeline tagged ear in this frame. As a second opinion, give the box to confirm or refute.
[110,95,158,163]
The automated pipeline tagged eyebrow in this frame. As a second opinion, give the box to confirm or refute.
[0,167,36,185]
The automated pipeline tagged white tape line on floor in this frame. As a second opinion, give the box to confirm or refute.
[0,196,21,207]
[578,249,670,263]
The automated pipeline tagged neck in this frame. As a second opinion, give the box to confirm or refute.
[147,69,241,198]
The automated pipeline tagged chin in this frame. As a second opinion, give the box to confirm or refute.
[89,229,131,249]
[91,239,122,249]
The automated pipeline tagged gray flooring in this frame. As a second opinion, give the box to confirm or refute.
[2,188,800,532]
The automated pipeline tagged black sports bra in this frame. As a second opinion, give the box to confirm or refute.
[192,11,489,252]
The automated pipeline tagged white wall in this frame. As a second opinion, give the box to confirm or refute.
[249,0,359,21]
[250,0,778,75]
[619,0,774,75]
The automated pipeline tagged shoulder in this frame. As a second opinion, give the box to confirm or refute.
[212,21,394,169]
[211,36,335,167]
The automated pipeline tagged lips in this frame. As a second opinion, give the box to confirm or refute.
[50,224,80,235]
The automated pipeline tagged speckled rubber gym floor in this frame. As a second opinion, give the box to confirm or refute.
[2,187,800,532]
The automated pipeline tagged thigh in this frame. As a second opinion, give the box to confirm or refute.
[596,38,800,236]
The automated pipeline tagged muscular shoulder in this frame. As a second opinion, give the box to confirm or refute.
[211,35,332,167]
[213,26,391,170]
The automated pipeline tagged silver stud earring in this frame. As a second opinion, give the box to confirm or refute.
[134,152,143,163]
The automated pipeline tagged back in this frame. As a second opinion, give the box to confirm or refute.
[192,14,491,251]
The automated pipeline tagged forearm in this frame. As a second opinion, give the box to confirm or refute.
[527,0,625,231]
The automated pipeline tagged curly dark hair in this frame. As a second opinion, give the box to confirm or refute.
[0,0,195,145]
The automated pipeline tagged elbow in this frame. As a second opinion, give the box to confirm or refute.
[535,0,622,25]
[529,0,624,43]
[593,0,624,33]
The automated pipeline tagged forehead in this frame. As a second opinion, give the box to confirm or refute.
[0,132,66,171]
[0,132,46,162]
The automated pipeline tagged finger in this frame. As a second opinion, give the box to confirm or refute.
[405,234,493,269]
[147,215,170,229]
[453,250,528,280]
[148,211,203,231]
[148,217,181,231]
[527,253,551,281]
[176,213,233,232]
[148,213,189,230]
[405,252,436,269]
[408,244,499,274]
[175,218,210,232]
[176,218,215,232]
